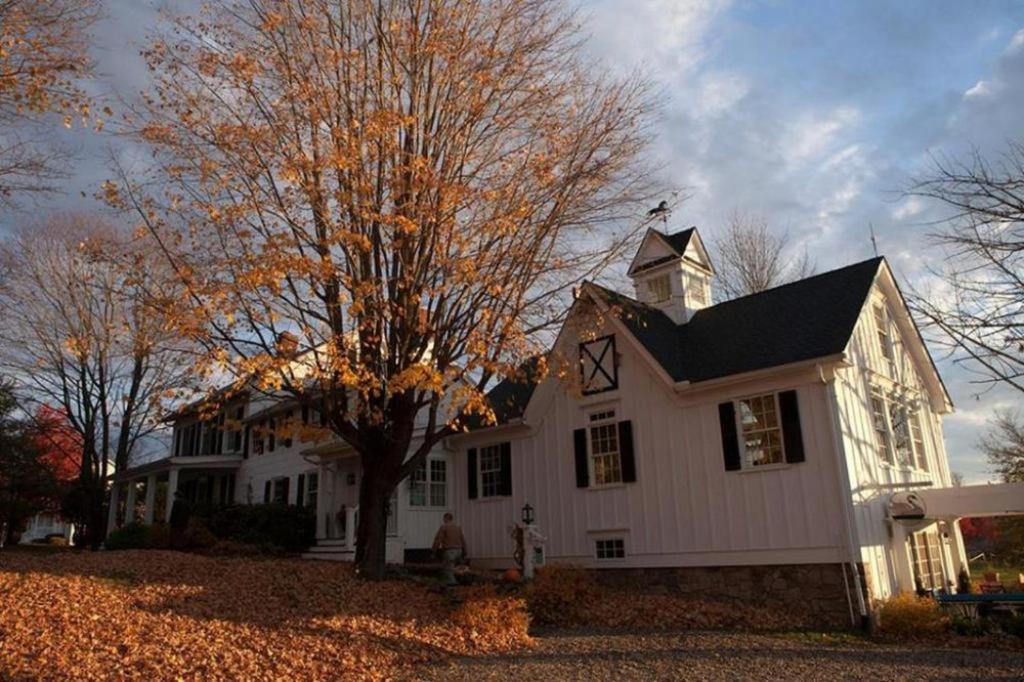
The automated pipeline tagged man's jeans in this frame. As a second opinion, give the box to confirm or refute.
[441,548,462,586]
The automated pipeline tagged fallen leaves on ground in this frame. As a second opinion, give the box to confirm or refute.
[0,549,529,681]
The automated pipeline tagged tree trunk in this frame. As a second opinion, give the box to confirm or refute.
[354,468,392,579]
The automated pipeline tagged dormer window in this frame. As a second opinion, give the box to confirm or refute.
[647,275,671,303]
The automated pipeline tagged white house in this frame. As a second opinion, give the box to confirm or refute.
[109,226,1022,625]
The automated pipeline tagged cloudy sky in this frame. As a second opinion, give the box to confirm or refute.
[4,0,1024,480]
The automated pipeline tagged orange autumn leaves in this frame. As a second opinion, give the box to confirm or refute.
[0,550,529,681]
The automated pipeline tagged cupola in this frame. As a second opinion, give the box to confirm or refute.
[626,227,714,324]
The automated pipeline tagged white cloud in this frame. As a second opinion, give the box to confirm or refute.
[785,106,861,166]
[964,78,998,99]
[892,196,925,221]
[1007,27,1024,53]
[690,71,749,119]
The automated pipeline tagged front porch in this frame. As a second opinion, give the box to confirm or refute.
[107,455,243,533]
[302,442,405,563]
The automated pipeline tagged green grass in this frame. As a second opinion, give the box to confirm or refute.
[967,560,1024,592]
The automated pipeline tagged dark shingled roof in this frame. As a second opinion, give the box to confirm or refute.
[477,257,884,426]
[469,356,542,428]
[660,227,696,256]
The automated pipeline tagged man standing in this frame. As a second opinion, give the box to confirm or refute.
[432,512,467,586]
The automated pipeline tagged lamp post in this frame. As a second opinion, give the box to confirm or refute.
[520,503,544,580]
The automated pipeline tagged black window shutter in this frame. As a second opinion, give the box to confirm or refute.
[263,480,271,504]
[269,418,276,452]
[618,420,636,482]
[778,390,806,463]
[297,474,306,507]
[499,442,512,496]
[301,405,309,424]
[719,402,741,471]
[574,428,589,487]
[242,425,250,459]
[282,476,291,504]
[467,448,478,499]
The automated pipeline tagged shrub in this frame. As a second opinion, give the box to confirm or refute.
[1003,613,1024,639]
[950,614,991,637]
[182,517,217,549]
[105,523,153,551]
[147,523,171,549]
[196,503,315,553]
[451,585,531,648]
[875,593,950,639]
[525,563,603,626]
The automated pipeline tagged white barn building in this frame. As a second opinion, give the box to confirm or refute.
[110,227,1021,625]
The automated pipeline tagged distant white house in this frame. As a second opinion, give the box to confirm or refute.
[19,511,75,545]
[109,226,1022,624]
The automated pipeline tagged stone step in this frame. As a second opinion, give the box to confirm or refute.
[301,550,355,562]
[313,538,350,548]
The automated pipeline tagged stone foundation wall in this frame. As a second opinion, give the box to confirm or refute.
[593,563,862,628]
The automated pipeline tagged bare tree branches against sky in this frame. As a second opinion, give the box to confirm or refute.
[2,0,1024,482]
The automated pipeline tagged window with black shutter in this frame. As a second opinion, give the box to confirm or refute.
[263,480,271,504]
[467,448,478,499]
[296,474,306,508]
[474,442,512,498]
[721,390,806,471]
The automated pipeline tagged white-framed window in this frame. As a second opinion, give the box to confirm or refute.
[647,274,671,303]
[874,303,896,377]
[588,410,622,485]
[409,458,447,507]
[888,400,914,468]
[908,407,928,471]
[479,445,504,498]
[870,390,893,465]
[271,477,288,504]
[305,472,318,508]
[737,393,785,467]
[595,538,626,560]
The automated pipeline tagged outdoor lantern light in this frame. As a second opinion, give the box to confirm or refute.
[521,503,534,525]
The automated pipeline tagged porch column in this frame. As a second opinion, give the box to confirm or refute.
[890,522,917,594]
[164,468,180,522]
[939,519,960,592]
[106,481,120,536]
[345,506,357,551]
[124,479,138,524]
[315,462,328,540]
[143,474,157,524]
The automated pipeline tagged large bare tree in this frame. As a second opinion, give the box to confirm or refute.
[109,0,657,577]
[908,143,1024,395]
[0,0,100,209]
[711,211,815,301]
[0,214,192,547]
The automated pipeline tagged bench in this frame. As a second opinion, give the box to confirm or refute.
[936,592,1024,619]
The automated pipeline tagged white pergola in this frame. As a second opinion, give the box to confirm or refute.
[888,482,1024,593]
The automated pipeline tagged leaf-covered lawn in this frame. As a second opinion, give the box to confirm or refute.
[0,548,529,681]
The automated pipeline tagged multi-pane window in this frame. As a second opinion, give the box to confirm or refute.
[479,445,504,498]
[874,303,896,377]
[589,412,622,485]
[888,401,914,468]
[283,410,293,448]
[909,408,928,471]
[647,275,671,303]
[595,538,625,560]
[230,406,244,452]
[737,394,784,467]
[253,421,266,455]
[271,477,288,504]
[305,472,318,508]
[911,530,946,592]
[870,392,893,464]
[409,459,447,507]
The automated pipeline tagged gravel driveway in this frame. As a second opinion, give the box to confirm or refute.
[410,630,1024,681]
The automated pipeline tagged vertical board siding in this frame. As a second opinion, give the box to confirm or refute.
[451,321,848,568]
